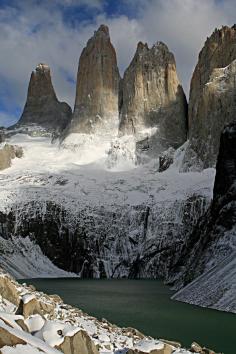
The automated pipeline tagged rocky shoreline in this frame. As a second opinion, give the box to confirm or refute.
[0,270,218,354]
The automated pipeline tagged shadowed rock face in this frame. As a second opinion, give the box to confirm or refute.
[183,25,236,171]
[17,63,72,132]
[171,122,236,312]
[69,25,120,135]
[119,41,187,157]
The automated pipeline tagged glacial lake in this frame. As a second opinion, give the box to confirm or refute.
[20,278,236,354]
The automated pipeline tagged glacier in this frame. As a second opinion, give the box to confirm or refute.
[0,132,214,282]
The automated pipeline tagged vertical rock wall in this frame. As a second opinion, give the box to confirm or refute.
[119,41,187,157]
[183,26,236,170]
[69,25,120,135]
[17,63,72,132]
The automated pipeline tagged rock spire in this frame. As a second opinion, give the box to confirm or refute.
[183,25,236,170]
[69,25,120,135]
[17,63,72,132]
[119,41,187,157]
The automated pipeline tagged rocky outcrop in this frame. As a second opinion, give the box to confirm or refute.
[119,41,187,158]
[183,25,236,170]
[68,25,120,135]
[0,325,26,349]
[158,148,175,172]
[16,294,55,319]
[172,122,236,312]
[0,274,20,306]
[0,144,23,171]
[56,330,99,354]
[17,63,72,132]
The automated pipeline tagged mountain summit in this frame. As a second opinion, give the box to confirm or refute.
[183,25,236,170]
[17,63,72,132]
[68,24,120,135]
[119,41,187,157]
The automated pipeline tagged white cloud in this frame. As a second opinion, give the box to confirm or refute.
[0,0,235,127]
[131,0,235,93]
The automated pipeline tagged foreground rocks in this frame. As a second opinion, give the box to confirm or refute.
[56,330,99,354]
[183,25,236,170]
[0,144,23,171]
[119,41,187,158]
[16,63,72,132]
[0,271,218,354]
[68,25,120,135]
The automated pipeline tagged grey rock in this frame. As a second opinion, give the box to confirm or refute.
[172,122,236,313]
[119,41,187,158]
[16,63,72,132]
[183,25,236,171]
[68,25,120,135]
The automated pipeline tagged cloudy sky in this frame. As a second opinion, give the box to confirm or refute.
[0,0,235,127]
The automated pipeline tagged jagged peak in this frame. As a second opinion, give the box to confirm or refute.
[97,24,109,35]
[136,41,171,56]
[93,24,110,40]
[204,25,236,47]
[137,41,149,51]
[151,41,169,52]
[34,63,50,74]
[85,24,111,49]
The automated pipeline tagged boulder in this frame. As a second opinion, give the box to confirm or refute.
[119,41,187,158]
[0,324,26,348]
[68,25,120,135]
[16,294,55,319]
[0,276,20,306]
[127,340,173,354]
[160,339,181,349]
[15,319,29,332]
[191,342,202,353]
[56,329,99,354]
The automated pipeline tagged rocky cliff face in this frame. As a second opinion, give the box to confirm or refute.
[172,122,236,313]
[17,63,72,132]
[119,41,187,157]
[68,25,120,135]
[183,25,236,170]
[0,196,209,280]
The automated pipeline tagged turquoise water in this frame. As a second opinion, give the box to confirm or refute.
[21,279,236,354]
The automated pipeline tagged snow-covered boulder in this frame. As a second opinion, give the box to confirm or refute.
[16,294,55,319]
[0,274,20,306]
[56,329,99,354]
[127,339,173,354]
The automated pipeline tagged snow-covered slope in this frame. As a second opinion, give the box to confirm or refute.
[172,251,236,313]
[0,133,214,280]
[0,236,77,279]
